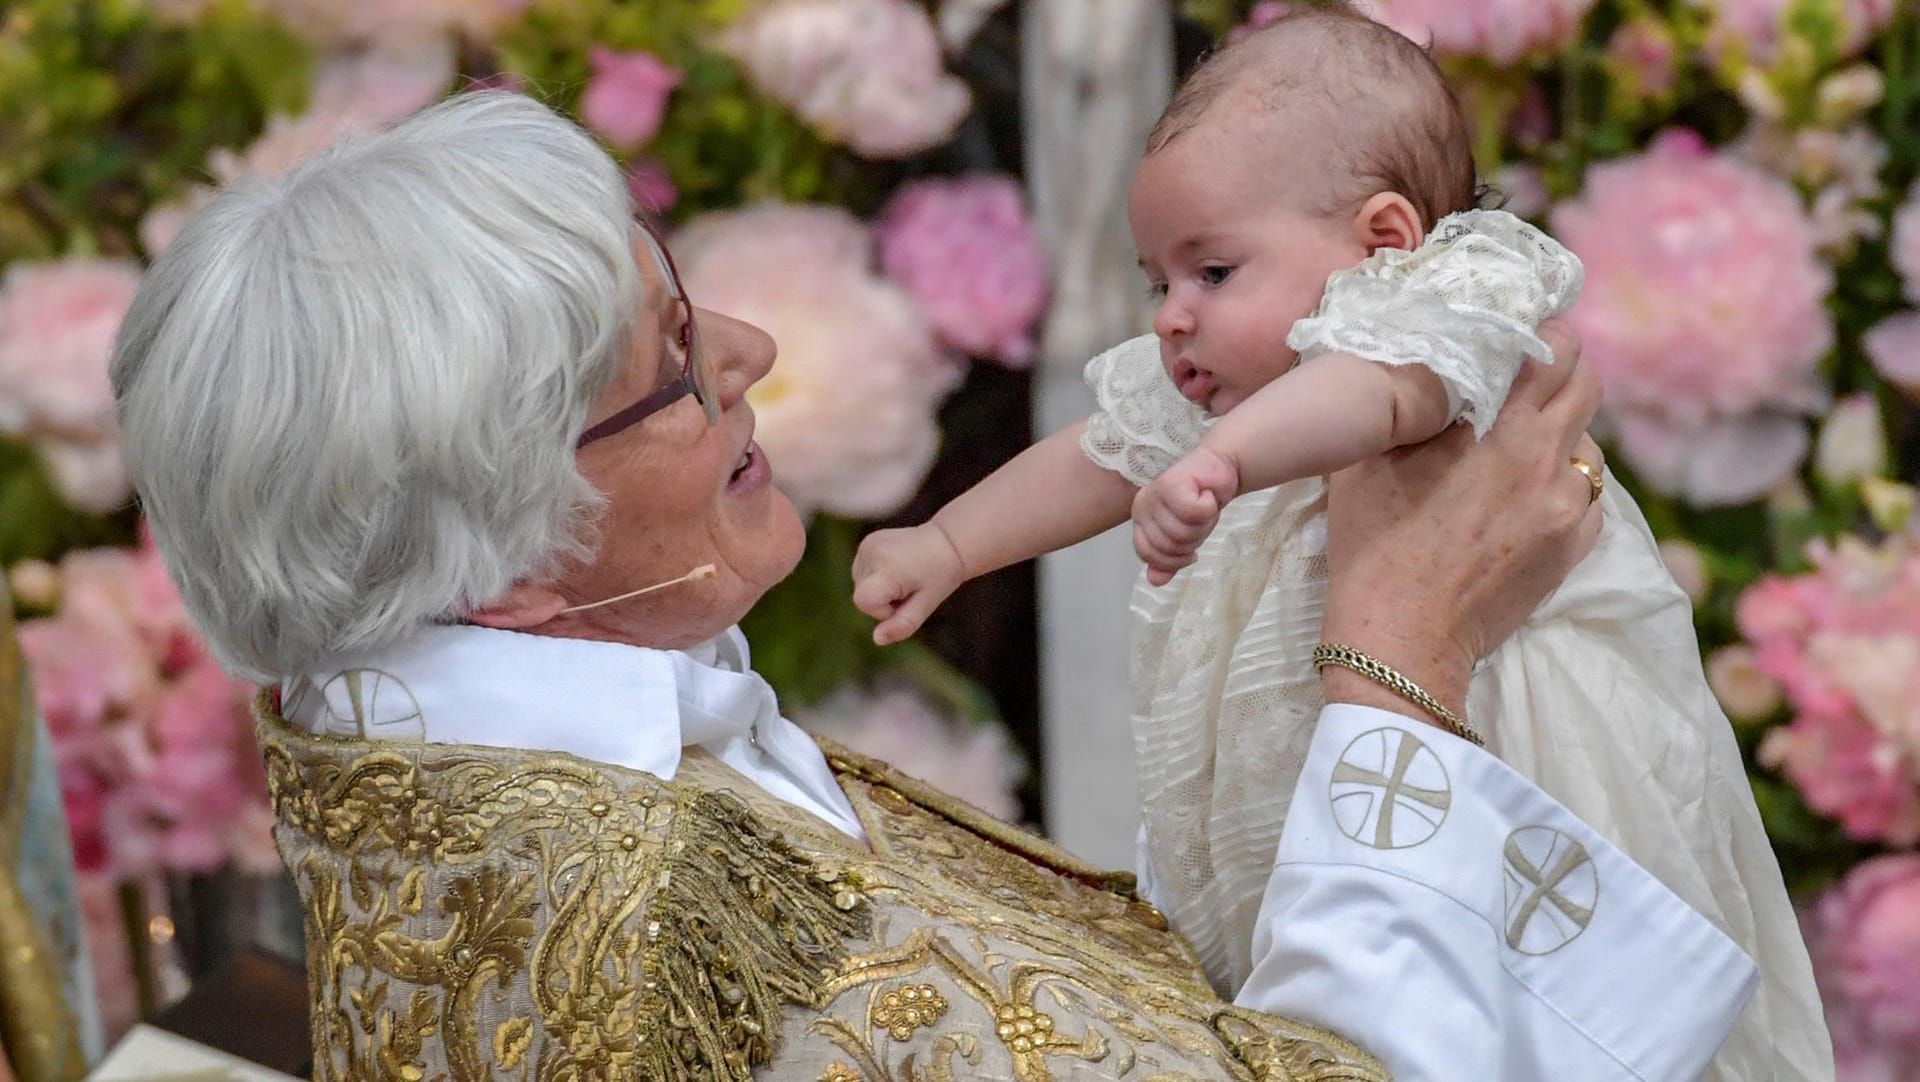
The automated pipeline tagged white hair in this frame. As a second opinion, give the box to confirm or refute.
[111,92,640,683]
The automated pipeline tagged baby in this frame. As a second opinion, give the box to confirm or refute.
[852,7,1826,1080]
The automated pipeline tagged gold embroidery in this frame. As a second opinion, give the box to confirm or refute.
[260,697,1386,1082]
[871,983,947,1040]
[258,698,869,1081]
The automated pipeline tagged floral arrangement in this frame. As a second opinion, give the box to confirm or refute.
[1,0,1034,1038]
[1190,0,1920,1072]
[14,0,1920,1065]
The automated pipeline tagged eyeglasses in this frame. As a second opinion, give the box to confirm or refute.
[576,219,719,449]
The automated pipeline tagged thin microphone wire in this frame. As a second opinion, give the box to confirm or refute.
[555,564,717,614]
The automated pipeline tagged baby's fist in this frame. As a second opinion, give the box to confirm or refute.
[1133,447,1239,586]
[852,525,966,645]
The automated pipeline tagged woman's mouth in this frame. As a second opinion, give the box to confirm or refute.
[728,440,770,492]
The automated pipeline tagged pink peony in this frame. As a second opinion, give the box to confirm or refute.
[720,0,972,159]
[1553,129,1833,506]
[876,175,1048,368]
[579,48,681,150]
[1364,0,1598,65]
[20,533,266,883]
[1864,312,1920,400]
[1741,532,1920,844]
[1688,0,1895,69]
[1894,182,1920,306]
[1814,856,1920,1057]
[0,258,143,511]
[0,259,140,435]
[792,684,1025,819]
[672,204,956,518]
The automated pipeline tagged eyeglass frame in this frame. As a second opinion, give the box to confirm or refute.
[576,218,717,449]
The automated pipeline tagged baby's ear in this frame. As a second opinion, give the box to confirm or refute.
[1352,192,1423,254]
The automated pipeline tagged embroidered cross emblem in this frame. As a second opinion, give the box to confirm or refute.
[1329,728,1452,850]
[316,668,426,740]
[1503,826,1599,955]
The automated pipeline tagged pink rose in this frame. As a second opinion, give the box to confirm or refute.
[877,175,1048,368]
[1365,0,1598,65]
[580,48,681,150]
[626,159,679,215]
[1553,130,1833,506]
[720,0,971,159]
[673,204,955,517]
[1230,2,1298,41]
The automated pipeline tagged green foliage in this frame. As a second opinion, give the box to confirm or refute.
[740,516,1001,725]
[496,0,877,215]
[0,0,310,259]
[0,439,135,567]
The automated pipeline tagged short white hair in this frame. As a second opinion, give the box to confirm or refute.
[111,92,640,683]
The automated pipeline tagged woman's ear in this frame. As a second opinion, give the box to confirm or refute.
[466,581,570,630]
[1351,192,1424,254]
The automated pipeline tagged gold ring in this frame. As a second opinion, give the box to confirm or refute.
[1570,456,1603,504]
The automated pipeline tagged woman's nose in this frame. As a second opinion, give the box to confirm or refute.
[697,307,775,410]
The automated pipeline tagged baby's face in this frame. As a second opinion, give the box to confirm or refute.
[1129,119,1365,415]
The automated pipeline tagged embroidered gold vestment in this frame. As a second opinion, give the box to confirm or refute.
[256,701,1385,1081]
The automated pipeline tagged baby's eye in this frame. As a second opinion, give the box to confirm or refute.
[1200,265,1233,286]
[1145,281,1168,299]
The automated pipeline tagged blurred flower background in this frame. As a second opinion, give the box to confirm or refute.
[5,0,1920,1067]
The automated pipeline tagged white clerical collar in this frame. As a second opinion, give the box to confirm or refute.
[280,623,864,839]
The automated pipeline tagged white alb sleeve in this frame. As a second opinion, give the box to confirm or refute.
[1233,703,1757,1082]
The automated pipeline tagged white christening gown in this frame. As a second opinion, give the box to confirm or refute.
[1084,209,1830,1081]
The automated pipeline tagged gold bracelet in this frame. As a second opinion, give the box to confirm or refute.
[1312,643,1485,747]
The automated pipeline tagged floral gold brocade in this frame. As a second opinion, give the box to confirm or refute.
[256,699,1385,1081]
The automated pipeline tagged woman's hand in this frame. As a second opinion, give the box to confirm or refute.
[1319,320,1604,721]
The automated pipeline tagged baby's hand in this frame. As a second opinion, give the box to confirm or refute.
[852,524,967,645]
[1133,446,1240,586]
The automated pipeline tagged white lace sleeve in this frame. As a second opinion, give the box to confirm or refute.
[1079,334,1208,486]
[1285,208,1584,437]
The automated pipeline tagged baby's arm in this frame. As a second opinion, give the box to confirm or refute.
[854,420,1135,644]
[1134,355,1452,585]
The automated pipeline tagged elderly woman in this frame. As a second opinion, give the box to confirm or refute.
[111,93,1751,1082]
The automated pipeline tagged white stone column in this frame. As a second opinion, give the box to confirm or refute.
[1021,0,1173,868]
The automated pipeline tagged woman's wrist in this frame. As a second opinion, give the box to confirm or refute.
[1314,626,1472,724]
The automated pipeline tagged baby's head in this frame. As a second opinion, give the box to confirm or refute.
[1131,3,1475,413]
